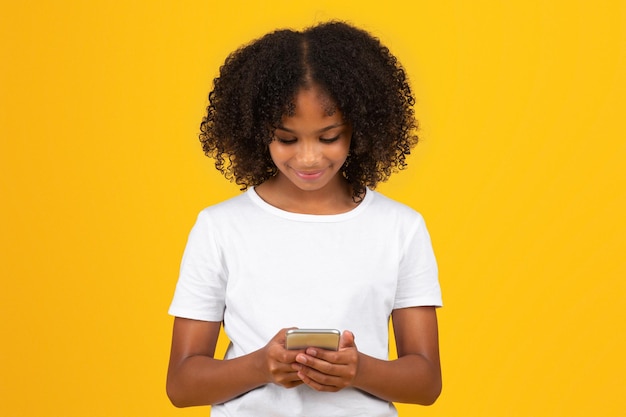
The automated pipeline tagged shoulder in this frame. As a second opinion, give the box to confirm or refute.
[364,190,433,248]
[366,189,426,225]
[186,191,262,238]
[197,191,256,220]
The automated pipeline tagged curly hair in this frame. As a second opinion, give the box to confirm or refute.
[199,21,418,200]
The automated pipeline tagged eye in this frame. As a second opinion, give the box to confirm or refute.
[320,136,340,144]
[275,137,297,144]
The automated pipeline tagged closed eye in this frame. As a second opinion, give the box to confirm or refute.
[275,137,297,144]
[320,136,340,144]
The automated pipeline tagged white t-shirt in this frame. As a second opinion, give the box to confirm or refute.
[169,188,442,417]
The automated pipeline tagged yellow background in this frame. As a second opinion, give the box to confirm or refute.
[1,1,624,416]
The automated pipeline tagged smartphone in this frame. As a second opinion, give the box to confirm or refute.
[285,329,341,351]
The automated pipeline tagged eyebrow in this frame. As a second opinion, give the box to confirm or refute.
[275,122,346,134]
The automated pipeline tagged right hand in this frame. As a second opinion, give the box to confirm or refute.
[261,328,304,388]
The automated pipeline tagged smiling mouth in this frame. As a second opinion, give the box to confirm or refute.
[294,170,324,180]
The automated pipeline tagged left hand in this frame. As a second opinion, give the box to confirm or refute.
[292,330,359,392]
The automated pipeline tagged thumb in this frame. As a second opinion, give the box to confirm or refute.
[339,330,356,349]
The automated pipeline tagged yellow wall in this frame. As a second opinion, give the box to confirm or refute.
[1,1,624,416]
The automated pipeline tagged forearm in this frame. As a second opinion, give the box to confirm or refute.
[167,349,267,407]
[353,352,442,405]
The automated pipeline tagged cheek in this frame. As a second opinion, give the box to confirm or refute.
[327,150,349,167]
[333,140,351,161]
[268,144,290,164]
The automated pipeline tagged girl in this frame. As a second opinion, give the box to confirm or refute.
[167,21,442,416]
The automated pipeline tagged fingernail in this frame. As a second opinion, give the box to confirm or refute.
[296,354,307,364]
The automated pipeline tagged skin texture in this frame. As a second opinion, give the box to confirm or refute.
[293,307,441,404]
[166,309,441,407]
[257,85,355,214]
[166,87,442,408]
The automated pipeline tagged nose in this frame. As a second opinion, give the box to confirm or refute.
[296,139,320,166]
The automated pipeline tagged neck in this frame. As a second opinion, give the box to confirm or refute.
[255,176,359,215]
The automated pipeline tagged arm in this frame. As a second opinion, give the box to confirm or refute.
[358,306,442,404]
[166,318,303,407]
[293,306,442,405]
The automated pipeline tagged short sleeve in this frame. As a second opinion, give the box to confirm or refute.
[394,214,442,309]
[168,210,228,321]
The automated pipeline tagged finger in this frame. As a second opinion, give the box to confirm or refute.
[297,367,342,391]
[270,345,303,365]
[274,362,300,375]
[269,358,305,384]
[273,327,298,345]
[296,349,358,387]
[280,375,305,389]
[339,330,356,349]
[295,352,337,375]
[294,356,351,388]
[273,369,305,386]
[302,347,355,367]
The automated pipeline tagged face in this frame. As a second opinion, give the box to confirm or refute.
[268,86,352,195]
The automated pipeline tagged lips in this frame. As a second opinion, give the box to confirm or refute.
[294,169,324,180]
